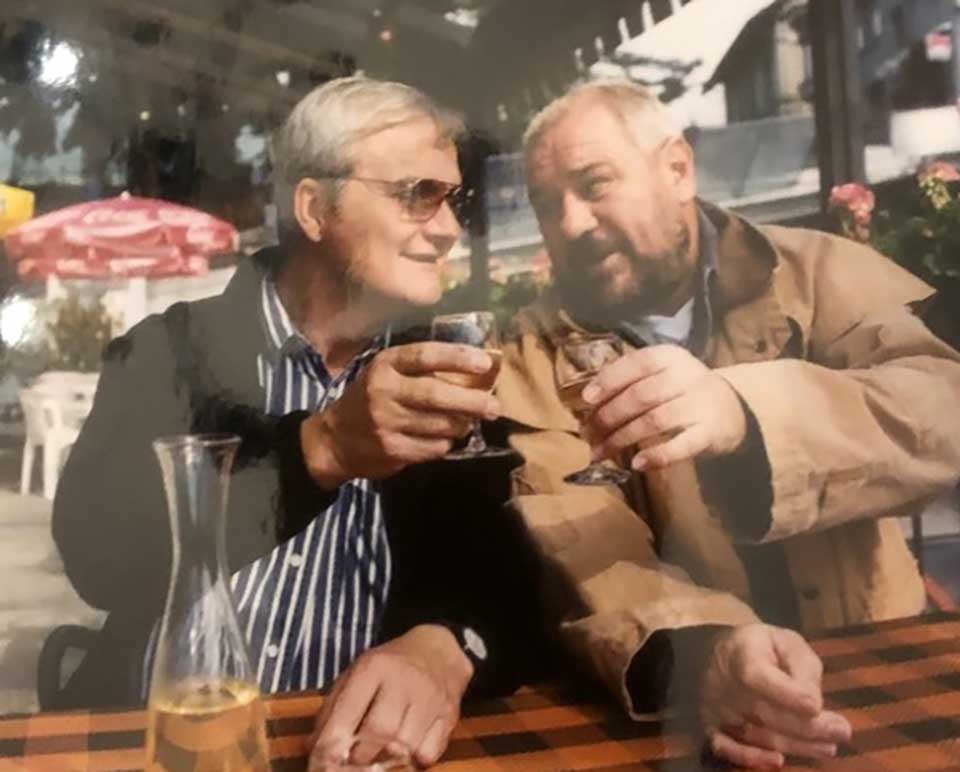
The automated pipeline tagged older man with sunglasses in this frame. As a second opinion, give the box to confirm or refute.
[53,77,541,768]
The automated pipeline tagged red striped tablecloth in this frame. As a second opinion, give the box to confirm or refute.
[2,611,959,771]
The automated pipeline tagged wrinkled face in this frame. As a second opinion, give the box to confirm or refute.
[322,117,462,309]
[526,98,697,320]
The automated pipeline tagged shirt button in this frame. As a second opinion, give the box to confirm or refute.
[289,553,303,568]
[754,340,768,354]
[800,587,820,601]
[266,644,280,658]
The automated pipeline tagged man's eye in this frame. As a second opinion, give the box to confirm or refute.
[582,177,612,199]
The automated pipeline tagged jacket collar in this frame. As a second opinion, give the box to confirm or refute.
[700,200,805,360]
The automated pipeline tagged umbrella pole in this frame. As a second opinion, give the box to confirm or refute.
[124,277,148,332]
[45,275,66,303]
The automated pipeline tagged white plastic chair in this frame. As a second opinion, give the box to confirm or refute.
[18,384,92,499]
[18,388,47,496]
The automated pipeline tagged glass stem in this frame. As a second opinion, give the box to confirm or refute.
[464,421,488,454]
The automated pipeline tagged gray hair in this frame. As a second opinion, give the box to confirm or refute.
[523,78,680,155]
[272,75,465,237]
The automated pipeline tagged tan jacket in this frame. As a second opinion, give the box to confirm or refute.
[497,202,960,716]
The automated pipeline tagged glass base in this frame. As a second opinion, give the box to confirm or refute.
[444,445,515,460]
[564,463,631,486]
[309,733,414,771]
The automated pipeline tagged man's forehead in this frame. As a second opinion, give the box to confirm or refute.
[527,104,632,177]
[527,136,620,180]
[355,121,459,176]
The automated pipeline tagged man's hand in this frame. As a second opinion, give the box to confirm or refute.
[580,344,747,470]
[308,625,473,769]
[302,342,500,488]
[700,624,852,769]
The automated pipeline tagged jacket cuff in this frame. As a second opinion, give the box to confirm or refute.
[626,625,730,714]
[696,395,774,541]
[412,615,526,699]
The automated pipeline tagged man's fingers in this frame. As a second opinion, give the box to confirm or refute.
[350,685,409,765]
[630,425,705,470]
[587,370,682,438]
[396,690,451,766]
[708,729,784,770]
[736,722,838,760]
[401,377,500,420]
[744,700,851,745]
[806,710,852,744]
[582,345,679,406]
[774,629,824,690]
[590,397,687,460]
[736,654,821,718]
[394,409,474,439]
[312,681,343,743]
[416,716,455,767]
[314,669,382,747]
[388,342,492,377]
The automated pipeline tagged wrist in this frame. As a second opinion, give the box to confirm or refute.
[721,390,749,455]
[413,624,475,695]
[300,412,349,490]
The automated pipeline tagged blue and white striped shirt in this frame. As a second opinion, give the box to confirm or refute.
[228,276,392,693]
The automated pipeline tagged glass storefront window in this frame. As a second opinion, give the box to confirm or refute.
[0,0,960,736]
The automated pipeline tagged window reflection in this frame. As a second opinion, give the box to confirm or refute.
[0,0,957,737]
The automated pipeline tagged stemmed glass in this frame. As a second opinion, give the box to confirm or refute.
[431,311,511,459]
[556,334,632,486]
[308,733,415,771]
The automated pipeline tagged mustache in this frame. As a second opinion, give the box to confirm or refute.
[564,233,622,263]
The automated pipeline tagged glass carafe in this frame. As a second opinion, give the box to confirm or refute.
[146,434,269,772]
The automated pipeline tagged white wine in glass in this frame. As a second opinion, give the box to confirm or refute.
[431,311,511,459]
[557,334,631,486]
[308,732,415,771]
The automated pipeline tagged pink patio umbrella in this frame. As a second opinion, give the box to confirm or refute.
[4,193,238,281]
[4,193,238,331]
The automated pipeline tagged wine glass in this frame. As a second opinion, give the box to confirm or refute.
[556,334,632,486]
[308,733,415,771]
[431,311,512,459]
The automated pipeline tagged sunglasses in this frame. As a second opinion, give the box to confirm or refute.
[319,176,474,223]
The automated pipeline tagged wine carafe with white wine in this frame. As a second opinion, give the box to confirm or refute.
[146,434,269,772]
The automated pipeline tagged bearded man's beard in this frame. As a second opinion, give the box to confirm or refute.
[555,217,693,328]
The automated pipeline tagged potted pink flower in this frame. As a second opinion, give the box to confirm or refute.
[828,160,960,287]
[828,183,876,243]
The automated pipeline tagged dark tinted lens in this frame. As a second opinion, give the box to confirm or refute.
[448,186,475,225]
[408,179,451,218]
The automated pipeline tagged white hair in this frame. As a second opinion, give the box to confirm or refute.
[523,78,680,155]
[272,75,464,237]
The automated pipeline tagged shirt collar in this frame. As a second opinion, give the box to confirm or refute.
[619,204,718,354]
[258,275,390,370]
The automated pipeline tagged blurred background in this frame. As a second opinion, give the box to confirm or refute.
[1,0,958,715]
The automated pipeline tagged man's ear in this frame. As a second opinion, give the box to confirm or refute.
[293,178,328,243]
[661,136,698,204]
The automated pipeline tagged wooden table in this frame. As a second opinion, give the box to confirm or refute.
[2,612,960,771]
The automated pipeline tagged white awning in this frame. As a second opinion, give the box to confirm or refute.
[592,0,779,90]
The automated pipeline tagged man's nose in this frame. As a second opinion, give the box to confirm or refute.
[558,195,597,241]
[423,199,462,250]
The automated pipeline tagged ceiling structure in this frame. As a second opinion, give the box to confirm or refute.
[0,0,508,130]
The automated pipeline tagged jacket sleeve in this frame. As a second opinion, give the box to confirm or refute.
[52,309,335,616]
[377,436,549,699]
[716,242,960,543]
[508,428,757,719]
